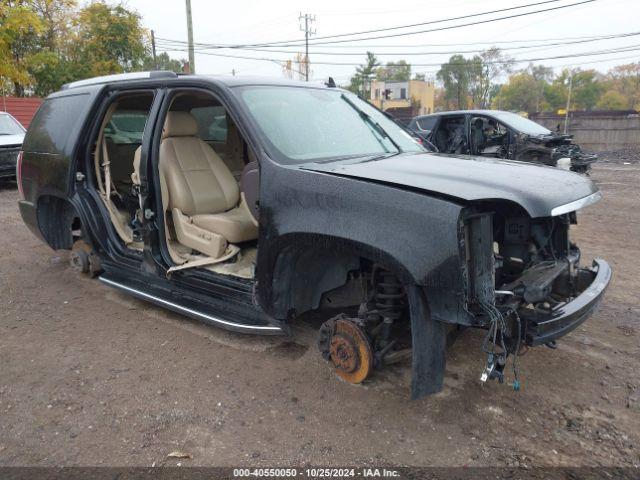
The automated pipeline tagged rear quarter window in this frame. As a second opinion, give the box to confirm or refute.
[22,93,90,154]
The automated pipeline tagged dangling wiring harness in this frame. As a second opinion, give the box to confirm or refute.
[479,300,522,391]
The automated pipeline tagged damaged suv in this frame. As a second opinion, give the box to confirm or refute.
[17,73,611,398]
[409,110,597,173]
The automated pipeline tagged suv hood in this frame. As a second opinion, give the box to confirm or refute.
[303,152,599,218]
[0,134,25,147]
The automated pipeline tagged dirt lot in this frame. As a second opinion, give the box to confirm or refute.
[0,163,638,468]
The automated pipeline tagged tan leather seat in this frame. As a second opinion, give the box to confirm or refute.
[159,111,258,258]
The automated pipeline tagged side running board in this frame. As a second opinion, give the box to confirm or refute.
[99,275,284,335]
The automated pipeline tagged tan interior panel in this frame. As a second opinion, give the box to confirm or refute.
[159,111,258,259]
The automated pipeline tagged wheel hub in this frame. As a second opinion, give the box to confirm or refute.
[319,317,373,384]
[330,333,359,373]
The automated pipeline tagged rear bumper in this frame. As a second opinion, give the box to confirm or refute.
[523,259,611,346]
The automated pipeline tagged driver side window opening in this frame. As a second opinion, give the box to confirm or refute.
[155,90,259,278]
[470,116,510,157]
[433,116,467,154]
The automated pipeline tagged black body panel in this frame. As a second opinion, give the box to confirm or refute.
[255,156,467,325]
[305,152,597,218]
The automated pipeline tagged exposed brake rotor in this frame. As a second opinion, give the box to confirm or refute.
[318,317,373,384]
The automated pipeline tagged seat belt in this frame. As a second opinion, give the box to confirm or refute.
[101,140,121,201]
[102,140,112,199]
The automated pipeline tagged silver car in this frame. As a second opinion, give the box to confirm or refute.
[0,112,26,179]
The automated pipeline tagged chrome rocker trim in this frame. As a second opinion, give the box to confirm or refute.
[99,276,283,334]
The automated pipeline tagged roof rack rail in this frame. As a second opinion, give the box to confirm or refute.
[61,71,179,90]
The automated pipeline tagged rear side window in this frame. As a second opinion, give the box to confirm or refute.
[416,117,437,131]
[23,93,89,154]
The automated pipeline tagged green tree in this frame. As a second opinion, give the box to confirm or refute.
[572,69,604,110]
[467,48,514,108]
[73,1,149,78]
[20,0,79,96]
[347,51,379,97]
[0,2,44,95]
[28,0,76,51]
[548,69,604,111]
[437,55,469,109]
[606,62,640,109]
[437,49,512,110]
[543,80,566,112]
[528,63,553,111]
[596,90,627,110]
[142,52,187,73]
[376,60,411,82]
[495,72,539,111]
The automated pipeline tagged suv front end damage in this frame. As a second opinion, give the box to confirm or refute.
[516,132,598,174]
[460,198,611,384]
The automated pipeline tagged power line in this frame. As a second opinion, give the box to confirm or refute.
[157,43,640,67]
[404,52,640,78]
[160,0,597,49]
[160,31,634,50]
[155,31,640,57]
[257,0,570,46]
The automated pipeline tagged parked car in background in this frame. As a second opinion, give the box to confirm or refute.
[0,112,26,179]
[408,110,597,173]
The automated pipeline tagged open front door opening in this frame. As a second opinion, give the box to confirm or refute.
[146,89,260,279]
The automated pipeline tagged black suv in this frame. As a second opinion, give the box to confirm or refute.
[18,72,611,398]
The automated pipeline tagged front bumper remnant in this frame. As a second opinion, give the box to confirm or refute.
[522,259,611,346]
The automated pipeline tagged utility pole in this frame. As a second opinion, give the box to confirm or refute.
[150,30,158,70]
[299,13,315,81]
[185,0,195,74]
[564,69,573,134]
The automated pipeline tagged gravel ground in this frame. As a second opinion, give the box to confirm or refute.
[0,162,638,468]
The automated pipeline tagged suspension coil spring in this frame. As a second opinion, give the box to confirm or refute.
[374,271,405,321]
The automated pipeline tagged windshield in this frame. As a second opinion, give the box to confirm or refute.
[491,111,551,136]
[0,114,25,136]
[236,86,424,165]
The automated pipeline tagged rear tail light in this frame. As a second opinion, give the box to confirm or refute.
[16,150,24,199]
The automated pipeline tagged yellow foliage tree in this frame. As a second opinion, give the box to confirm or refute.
[0,2,44,95]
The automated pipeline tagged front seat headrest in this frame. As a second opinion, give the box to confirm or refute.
[472,118,483,128]
[163,111,199,138]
